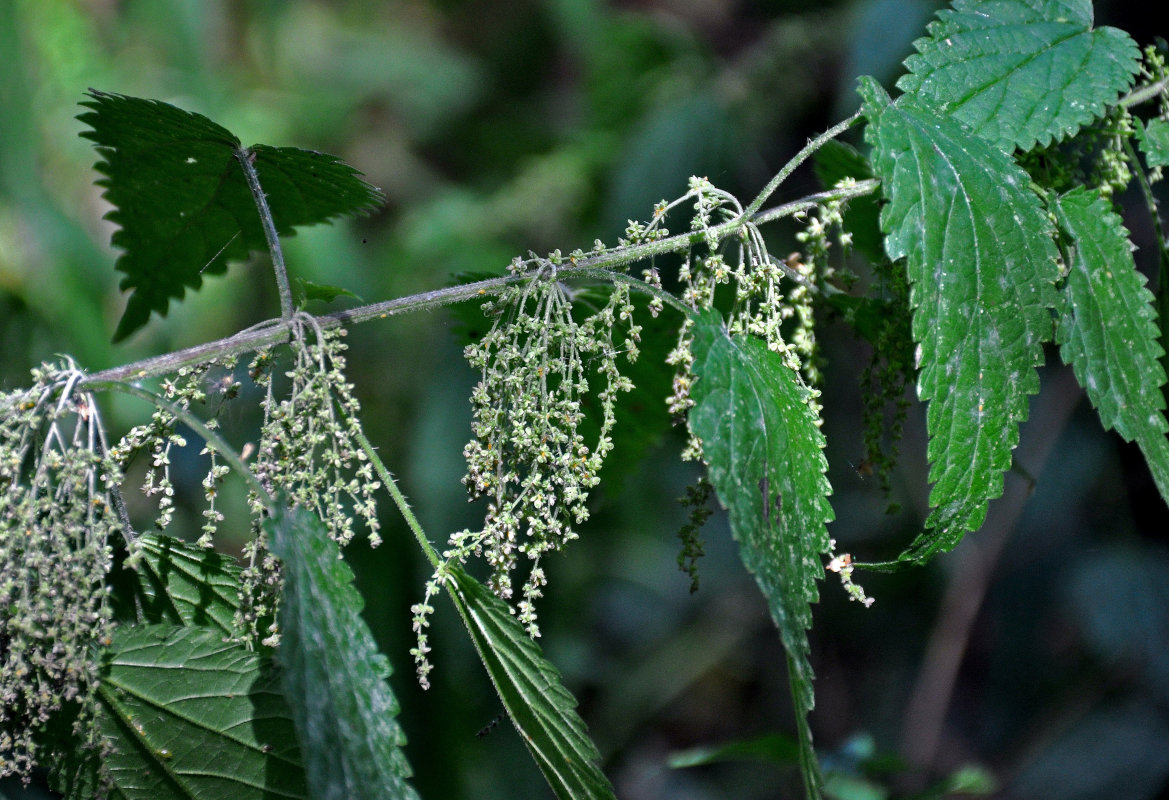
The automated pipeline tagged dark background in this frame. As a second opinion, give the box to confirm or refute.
[1,1,1167,798]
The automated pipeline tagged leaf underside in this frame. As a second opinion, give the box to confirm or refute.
[687,309,833,798]
[265,503,418,800]
[446,566,616,800]
[1052,188,1169,503]
[92,624,307,800]
[78,90,384,341]
[860,78,1060,562]
[897,0,1140,152]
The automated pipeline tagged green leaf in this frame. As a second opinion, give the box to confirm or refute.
[1051,188,1169,503]
[264,504,418,800]
[1138,118,1169,168]
[128,533,242,635]
[445,566,616,800]
[78,90,384,341]
[669,732,801,769]
[294,277,363,307]
[860,78,1060,561]
[88,624,307,800]
[896,0,1140,152]
[686,309,833,799]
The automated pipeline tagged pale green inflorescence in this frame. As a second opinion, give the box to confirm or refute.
[412,256,639,687]
[667,176,831,461]
[240,317,382,648]
[411,177,860,685]
[1,362,118,782]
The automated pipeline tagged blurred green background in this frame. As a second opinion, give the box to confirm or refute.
[1,1,1167,799]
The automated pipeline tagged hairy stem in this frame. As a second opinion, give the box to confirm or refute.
[742,111,864,218]
[79,179,880,389]
[1121,75,1169,108]
[352,427,441,569]
[236,147,294,322]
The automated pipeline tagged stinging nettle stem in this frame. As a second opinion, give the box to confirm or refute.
[79,170,879,390]
[236,147,294,322]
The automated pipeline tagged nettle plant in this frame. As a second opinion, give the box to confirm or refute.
[3,2,1169,798]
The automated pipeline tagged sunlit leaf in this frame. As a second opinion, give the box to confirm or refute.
[265,503,418,800]
[446,567,615,800]
[77,624,307,800]
[860,77,1060,562]
[128,533,242,635]
[897,0,1140,152]
[1051,188,1169,503]
[78,90,384,341]
[687,309,833,799]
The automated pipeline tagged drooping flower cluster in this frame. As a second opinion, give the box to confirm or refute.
[412,259,638,686]
[239,317,381,647]
[665,176,831,460]
[1,362,118,782]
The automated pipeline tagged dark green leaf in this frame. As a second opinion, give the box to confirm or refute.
[92,624,306,800]
[1138,118,1169,168]
[860,77,1060,561]
[128,533,242,635]
[1051,188,1169,504]
[265,504,418,800]
[669,732,801,769]
[897,0,1140,152]
[445,566,616,800]
[78,91,384,341]
[687,309,834,799]
[294,277,363,307]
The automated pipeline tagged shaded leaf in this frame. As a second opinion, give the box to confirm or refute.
[265,504,418,800]
[1137,118,1169,168]
[445,566,615,800]
[1052,187,1169,504]
[669,732,801,769]
[860,77,1060,561]
[294,277,363,307]
[128,533,242,635]
[78,90,383,341]
[687,309,833,799]
[87,624,306,800]
[897,0,1140,152]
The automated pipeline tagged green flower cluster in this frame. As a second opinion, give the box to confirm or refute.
[1,363,117,782]
[412,260,638,686]
[667,177,827,460]
[239,318,380,648]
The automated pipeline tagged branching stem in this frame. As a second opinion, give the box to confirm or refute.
[742,111,864,218]
[79,178,879,390]
[236,147,294,322]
